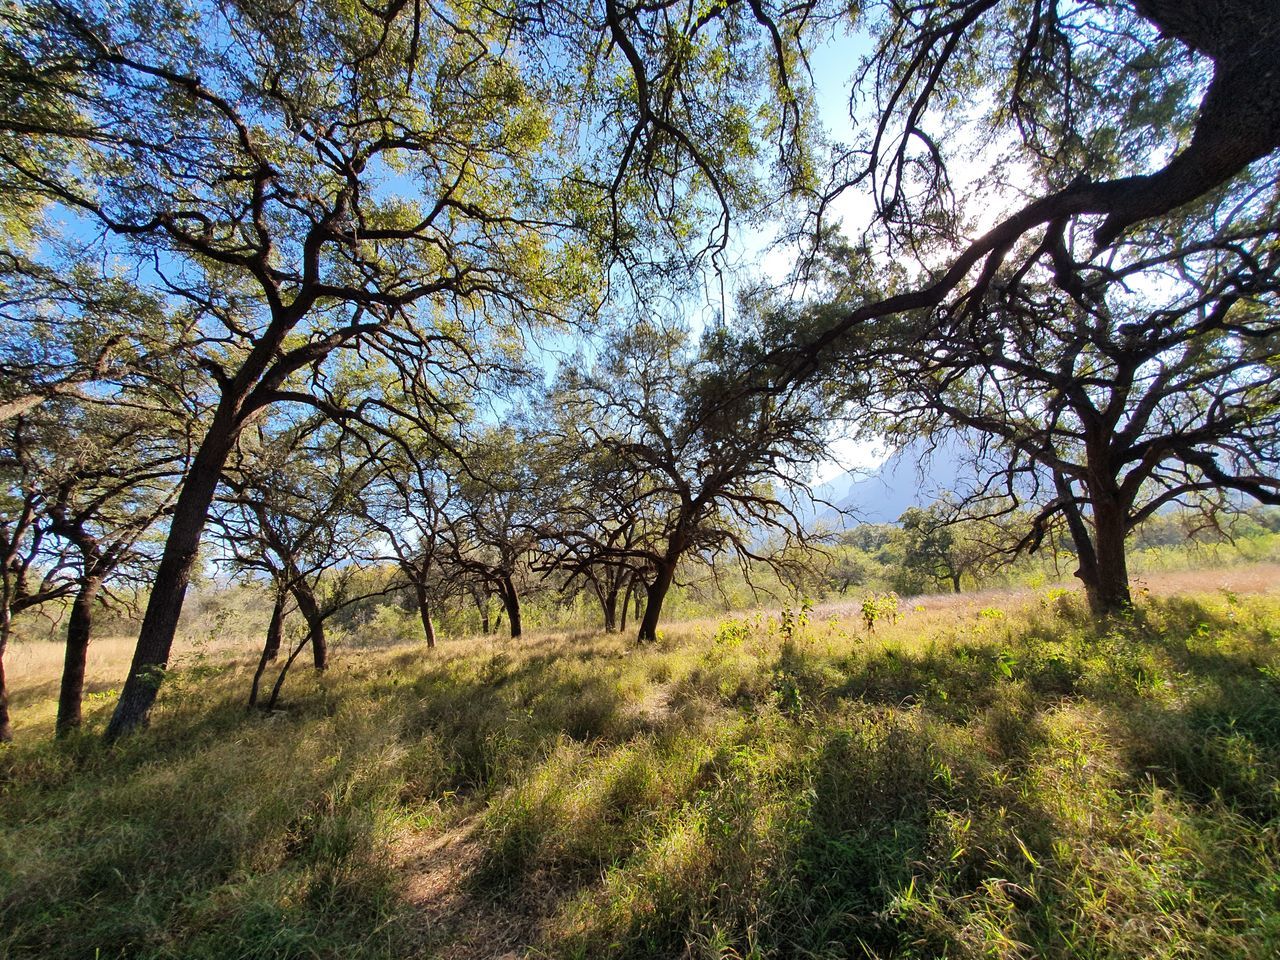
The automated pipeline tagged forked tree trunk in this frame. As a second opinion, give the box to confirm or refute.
[597,582,619,632]
[56,574,103,737]
[1059,473,1132,618]
[106,414,237,741]
[498,574,522,638]
[291,583,326,671]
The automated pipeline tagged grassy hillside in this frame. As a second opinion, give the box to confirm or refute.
[2,571,1279,959]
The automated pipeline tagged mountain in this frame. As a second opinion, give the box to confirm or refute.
[809,437,975,527]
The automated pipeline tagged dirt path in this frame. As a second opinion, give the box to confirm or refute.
[393,816,568,960]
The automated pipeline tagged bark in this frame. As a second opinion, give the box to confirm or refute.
[951,573,962,594]
[264,588,286,662]
[248,589,287,708]
[597,582,619,633]
[105,414,237,741]
[1085,498,1133,617]
[637,560,676,643]
[56,574,102,737]
[414,581,437,649]
[498,574,522,638]
[619,575,633,632]
[0,612,12,743]
[290,582,327,671]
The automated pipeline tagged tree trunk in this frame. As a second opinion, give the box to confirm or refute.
[264,588,286,662]
[498,574,522,638]
[248,589,287,709]
[471,587,490,633]
[414,581,437,649]
[248,641,271,709]
[619,574,635,632]
[951,572,962,594]
[291,582,326,671]
[105,415,236,741]
[637,561,676,643]
[598,582,619,632]
[1085,500,1132,617]
[264,630,312,711]
[0,611,12,743]
[56,574,102,737]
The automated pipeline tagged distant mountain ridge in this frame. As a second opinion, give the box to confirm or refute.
[810,438,975,527]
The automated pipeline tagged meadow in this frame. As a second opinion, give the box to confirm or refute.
[2,566,1279,959]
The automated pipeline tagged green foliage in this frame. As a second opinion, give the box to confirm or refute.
[860,590,900,632]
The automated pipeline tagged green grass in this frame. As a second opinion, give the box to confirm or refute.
[2,588,1279,958]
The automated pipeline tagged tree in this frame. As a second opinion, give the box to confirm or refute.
[435,427,548,639]
[534,436,653,632]
[1,0,603,737]
[554,317,832,641]
[859,213,1280,614]
[775,0,1280,613]
[355,444,454,650]
[894,503,993,595]
[41,397,192,735]
[216,413,383,706]
[0,415,76,740]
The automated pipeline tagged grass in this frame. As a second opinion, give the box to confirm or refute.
[2,571,1279,958]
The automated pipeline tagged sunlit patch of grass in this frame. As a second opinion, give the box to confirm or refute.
[2,581,1279,958]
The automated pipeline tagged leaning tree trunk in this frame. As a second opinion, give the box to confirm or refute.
[248,590,288,709]
[414,581,437,649]
[291,582,327,671]
[498,574,522,639]
[619,574,636,632]
[56,574,103,737]
[264,588,286,662]
[105,412,238,741]
[637,561,677,644]
[264,630,313,711]
[0,609,12,743]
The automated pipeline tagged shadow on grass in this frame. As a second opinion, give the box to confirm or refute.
[1,594,1277,959]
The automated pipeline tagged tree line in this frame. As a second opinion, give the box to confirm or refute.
[1,0,1277,742]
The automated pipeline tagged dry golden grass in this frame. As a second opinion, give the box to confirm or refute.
[2,561,1279,959]
[9,561,1278,728]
